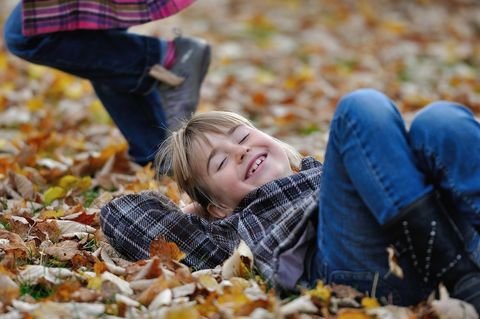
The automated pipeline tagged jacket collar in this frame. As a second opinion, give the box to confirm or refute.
[233,157,323,212]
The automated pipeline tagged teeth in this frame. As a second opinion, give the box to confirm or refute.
[247,156,265,178]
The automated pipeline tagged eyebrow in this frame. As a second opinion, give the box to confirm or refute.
[206,125,242,174]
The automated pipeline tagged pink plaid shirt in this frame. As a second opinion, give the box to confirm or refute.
[22,0,196,36]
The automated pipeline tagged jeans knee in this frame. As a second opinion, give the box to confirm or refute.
[410,101,472,143]
[4,5,22,53]
[334,88,400,126]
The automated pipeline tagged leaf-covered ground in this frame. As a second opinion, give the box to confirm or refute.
[1,0,480,318]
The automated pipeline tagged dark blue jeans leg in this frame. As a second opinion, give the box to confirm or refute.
[92,83,167,164]
[315,89,434,305]
[409,102,480,262]
[4,4,169,163]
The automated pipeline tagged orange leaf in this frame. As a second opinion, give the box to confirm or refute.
[338,309,374,319]
[94,261,108,275]
[149,236,185,262]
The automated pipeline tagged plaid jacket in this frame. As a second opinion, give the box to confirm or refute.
[100,157,322,290]
[21,0,196,36]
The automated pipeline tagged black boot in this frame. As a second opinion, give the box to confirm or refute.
[384,192,480,311]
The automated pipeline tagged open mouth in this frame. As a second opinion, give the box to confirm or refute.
[245,155,267,179]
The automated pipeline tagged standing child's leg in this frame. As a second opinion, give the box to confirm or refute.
[315,89,480,309]
[3,3,210,165]
[92,83,168,165]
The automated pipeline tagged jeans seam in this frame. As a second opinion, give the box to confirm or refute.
[416,144,480,218]
[337,113,401,218]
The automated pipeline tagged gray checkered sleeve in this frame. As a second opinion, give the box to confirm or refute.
[100,191,238,270]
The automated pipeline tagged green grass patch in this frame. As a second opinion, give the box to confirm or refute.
[19,282,54,300]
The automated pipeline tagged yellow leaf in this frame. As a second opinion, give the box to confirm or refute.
[41,209,65,219]
[0,53,7,71]
[43,186,67,205]
[381,20,407,34]
[306,281,331,301]
[77,176,92,192]
[87,275,103,290]
[59,175,79,190]
[27,97,44,111]
[361,297,380,309]
[27,64,48,79]
[338,309,374,319]
[166,305,200,319]
[89,99,112,124]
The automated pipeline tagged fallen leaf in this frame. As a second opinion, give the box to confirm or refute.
[0,229,28,256]
[19,265,74,284]
[43,186,66,205]
[149,236,186,262]
[431,285,478,319]
[387,246,404,279]
[338,309,374,319]
[8,171,35,200]
[221,240,254,279]
[367,305,415,319]
[101,271,133,295]
[0,273,19,305]
[44,240,81,261]
[280,295,318,316]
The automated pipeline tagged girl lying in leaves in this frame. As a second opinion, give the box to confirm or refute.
[100,88,480,310]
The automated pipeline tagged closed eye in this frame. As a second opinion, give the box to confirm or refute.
[239,134,249,144]
[218,157,226,171]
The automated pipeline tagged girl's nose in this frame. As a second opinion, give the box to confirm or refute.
[237,146,250,162]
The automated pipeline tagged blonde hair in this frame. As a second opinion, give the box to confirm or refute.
[155,111,302,210]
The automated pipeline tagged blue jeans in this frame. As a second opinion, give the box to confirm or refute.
[3,4,169,164]
[314,89,480,305]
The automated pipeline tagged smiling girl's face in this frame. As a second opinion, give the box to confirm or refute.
[192,124,294,218]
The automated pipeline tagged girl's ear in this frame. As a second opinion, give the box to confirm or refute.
[207,203,232,219]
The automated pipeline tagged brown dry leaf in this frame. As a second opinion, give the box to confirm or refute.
[44,240,81,261]
[54,219,96,238]
[7,215,31,239]
[0,229,28,256]
[126,257,163,281]
[8,170,35,201]
[137,275,170,306]
[149,236,186,262]
[34,219,62,242]
[0,273,19,305]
